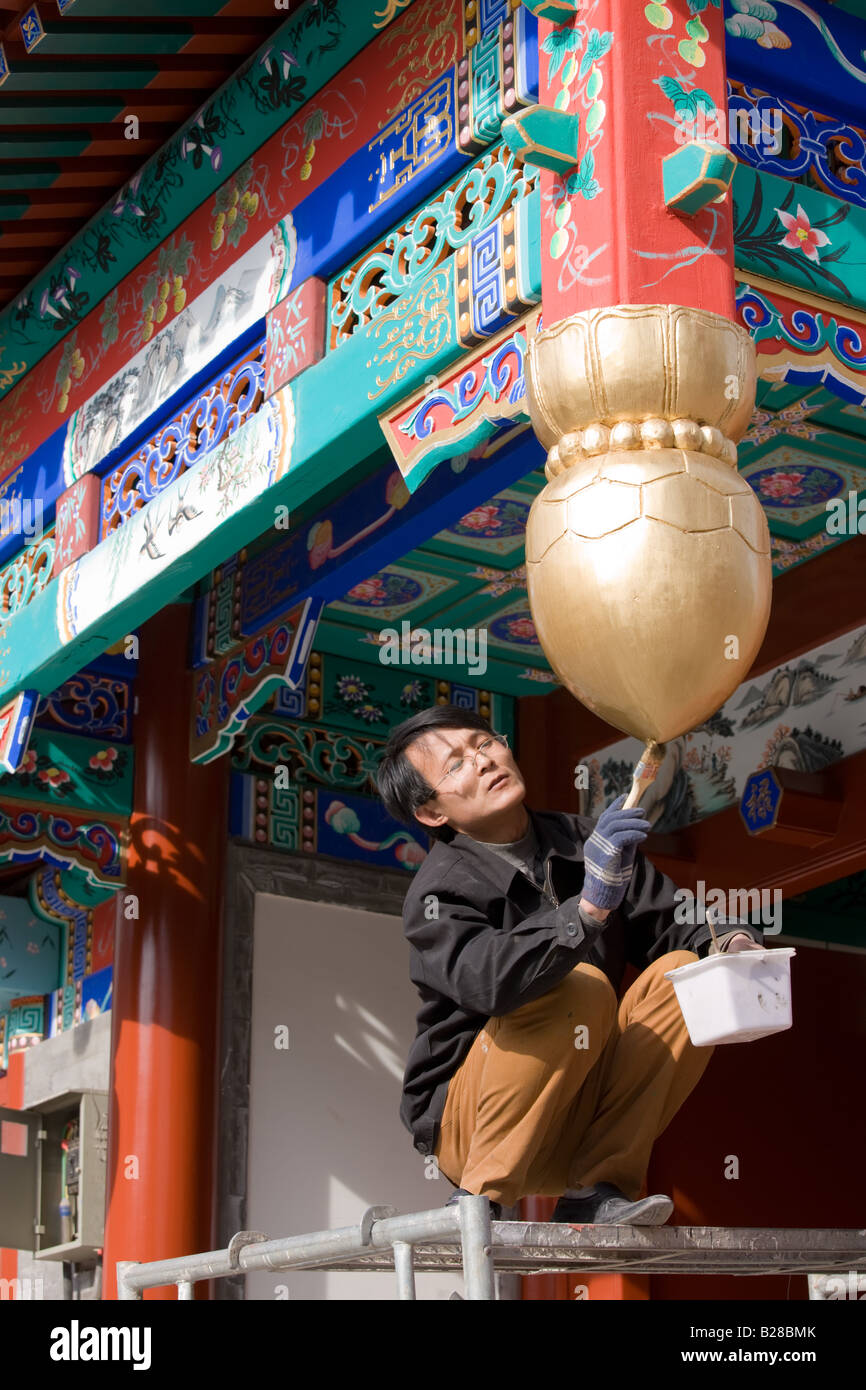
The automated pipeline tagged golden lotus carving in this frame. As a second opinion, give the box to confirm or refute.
[524,304,772,744]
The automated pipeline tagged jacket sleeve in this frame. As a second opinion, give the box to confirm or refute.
[618,848,764,968]
[403,872,608,1018]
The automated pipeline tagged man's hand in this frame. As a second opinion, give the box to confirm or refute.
[722,932,764,953]
[581,793,649,913]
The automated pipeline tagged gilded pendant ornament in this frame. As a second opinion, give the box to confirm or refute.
[524,303,772,745]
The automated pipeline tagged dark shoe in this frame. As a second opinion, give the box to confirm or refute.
[446,1187,502,1221]
[550,1181,673,1226]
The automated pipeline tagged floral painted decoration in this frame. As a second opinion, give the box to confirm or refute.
[775,205,831,264]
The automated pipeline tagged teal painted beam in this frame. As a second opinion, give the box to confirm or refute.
[733,162,866,314]
[0,64,159,92]
[0,135,92,159]
[56,0,225,14]
[0,100,126,124]
[314,615,553,699]
[0,194,542,705]
[0,169,62,191]
[0,0,422,403]
[0,728,132,816]
[16,28,194,56]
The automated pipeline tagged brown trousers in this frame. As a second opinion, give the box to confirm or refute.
[433,950,713,1207]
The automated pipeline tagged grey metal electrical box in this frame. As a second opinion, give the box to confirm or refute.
[0,1106,42,1250]
[0,1092,108,1263]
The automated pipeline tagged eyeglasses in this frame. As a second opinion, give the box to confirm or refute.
[431,734,509,792]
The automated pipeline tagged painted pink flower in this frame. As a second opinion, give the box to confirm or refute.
[758,471,804,500]
[508,617,537,641]
[776,205,830,263]
[38,766,70,788]
[89,748,118,770]
[18,750,37,775]
[347,577,385,602]
[460,504,501,532]
[395,840,426,868]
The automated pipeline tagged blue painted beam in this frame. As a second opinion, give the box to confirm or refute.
[229,430,545,643]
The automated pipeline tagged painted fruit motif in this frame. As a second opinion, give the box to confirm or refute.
[645,2,672,29]
[550,227,569,259]
[524,450,772,744]
[585,100,605,135]
[678,37,706,66]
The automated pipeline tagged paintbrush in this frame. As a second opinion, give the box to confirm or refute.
[623,739,666,810]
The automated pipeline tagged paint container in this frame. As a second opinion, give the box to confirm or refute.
[664,948,796,1046]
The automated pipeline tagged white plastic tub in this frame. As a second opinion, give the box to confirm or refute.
[664,948,796,1046]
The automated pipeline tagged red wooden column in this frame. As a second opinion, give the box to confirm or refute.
[528,0,735,320]
[102,604,228,1300]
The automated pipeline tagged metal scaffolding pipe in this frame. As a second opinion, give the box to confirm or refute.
[116,1215,866,1300]
[458,1196,497,1301]
[392,1241,416,1300]
[116,1205,466,1296]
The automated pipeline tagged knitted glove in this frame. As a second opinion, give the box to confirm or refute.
[581,793,649,912]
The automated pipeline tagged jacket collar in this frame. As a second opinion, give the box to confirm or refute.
[447,805,586,896]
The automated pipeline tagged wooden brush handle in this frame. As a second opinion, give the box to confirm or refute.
[623,740,665,809]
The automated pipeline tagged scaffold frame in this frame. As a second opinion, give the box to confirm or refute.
[116,1197,866,1301]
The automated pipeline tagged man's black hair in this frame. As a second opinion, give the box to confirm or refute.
[377,703,495,844]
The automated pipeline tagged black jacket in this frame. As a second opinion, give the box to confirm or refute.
[399,805,763,1157]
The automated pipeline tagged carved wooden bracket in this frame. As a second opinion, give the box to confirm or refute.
[739,765,844,849]
[502,104,580,175]
[662,139,737,216]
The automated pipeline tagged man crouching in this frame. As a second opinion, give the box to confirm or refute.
[376,704,763,1224]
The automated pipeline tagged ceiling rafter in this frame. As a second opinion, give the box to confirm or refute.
[0,0,299,309]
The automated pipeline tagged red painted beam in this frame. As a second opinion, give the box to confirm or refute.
[0,222,68,247]
[647,746,866,899]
